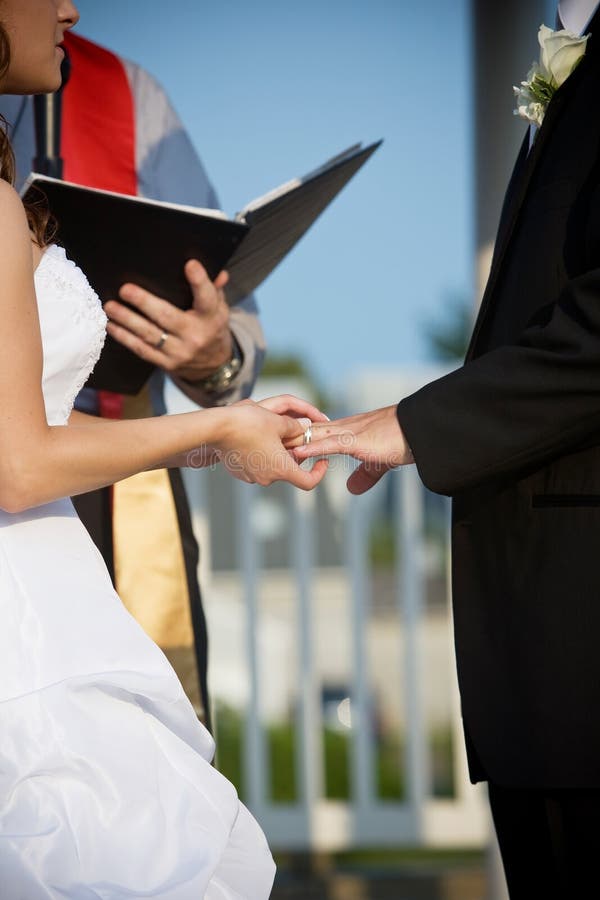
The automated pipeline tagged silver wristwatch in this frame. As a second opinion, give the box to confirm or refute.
[198,339,243,394]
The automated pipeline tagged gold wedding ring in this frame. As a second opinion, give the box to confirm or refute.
[155,331,169,350]
[303,423,313,445]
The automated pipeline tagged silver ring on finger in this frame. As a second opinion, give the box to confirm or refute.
[154,331,169,350]
[303,423,313,445]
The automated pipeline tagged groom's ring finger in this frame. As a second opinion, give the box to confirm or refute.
[286,422,326,450]
[154,331,169,351]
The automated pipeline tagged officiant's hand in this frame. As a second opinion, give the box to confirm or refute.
[289,405,414,494]
[103,259,234,381]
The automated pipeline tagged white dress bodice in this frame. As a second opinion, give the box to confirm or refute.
[34,244,107,426]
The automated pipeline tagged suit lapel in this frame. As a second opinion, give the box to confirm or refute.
[491,130,530,261]
[466,20,598,361]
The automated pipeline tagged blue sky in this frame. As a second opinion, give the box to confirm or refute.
[73,0,473,390]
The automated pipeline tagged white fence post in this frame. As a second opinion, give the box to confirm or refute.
[235,482,268,815]
[347,493,376,816]
[290,487,323,836]
[396,467,431,833]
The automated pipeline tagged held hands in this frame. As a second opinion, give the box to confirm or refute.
[189,395,330,491]
[289,405,414,494]
[104,260,233,381]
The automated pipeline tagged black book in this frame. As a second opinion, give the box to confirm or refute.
[22,139,381,394]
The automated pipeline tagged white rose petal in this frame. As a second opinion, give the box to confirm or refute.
[547,36,589,85]
[540,27,588,86]
[538,24,555,49]
[539,25,556,69]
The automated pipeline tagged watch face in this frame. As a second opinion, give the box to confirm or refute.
[217,367,233,387]
[204,354,241,392]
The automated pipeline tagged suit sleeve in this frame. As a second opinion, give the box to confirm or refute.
[398,265,600,496]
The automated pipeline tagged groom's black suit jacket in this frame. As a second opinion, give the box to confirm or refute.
[399,10,600,788]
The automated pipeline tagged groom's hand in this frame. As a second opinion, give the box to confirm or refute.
[103,260,233,381]
[289,404,413,494]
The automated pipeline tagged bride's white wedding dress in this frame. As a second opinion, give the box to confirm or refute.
[0,245,275,899]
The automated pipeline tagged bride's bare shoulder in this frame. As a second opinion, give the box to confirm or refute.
[0,180,29,229]
[0,178,25,210]
[0,181,36,262]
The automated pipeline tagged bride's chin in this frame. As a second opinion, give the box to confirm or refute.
[1,72,63,96]
[31,53,65,93]
[35,70,64,94]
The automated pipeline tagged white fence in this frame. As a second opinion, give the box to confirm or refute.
[182,459,489,852]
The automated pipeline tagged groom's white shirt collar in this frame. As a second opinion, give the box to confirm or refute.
[558,0,599,34]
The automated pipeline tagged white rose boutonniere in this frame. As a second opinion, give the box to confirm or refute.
[513,24,590,127]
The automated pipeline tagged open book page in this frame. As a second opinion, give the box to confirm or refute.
[225,140,382,304]
[235,143,365,220]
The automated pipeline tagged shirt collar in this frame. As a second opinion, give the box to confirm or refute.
[558,0,599,34]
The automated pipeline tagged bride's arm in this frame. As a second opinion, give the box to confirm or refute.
[0,184,325,511]
[68,410,220,470]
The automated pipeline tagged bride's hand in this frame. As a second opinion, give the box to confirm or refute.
[256,393,329,423]
[207,395,329,490]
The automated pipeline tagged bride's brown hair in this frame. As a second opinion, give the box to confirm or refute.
[0,22,56,246]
